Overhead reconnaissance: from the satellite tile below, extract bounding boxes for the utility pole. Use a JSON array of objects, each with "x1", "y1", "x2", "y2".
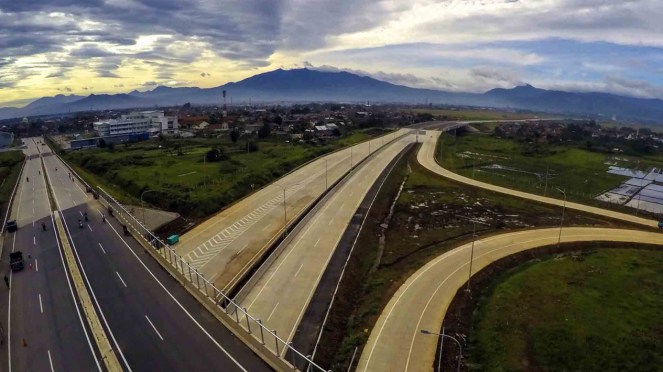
[
  {"x1": 556, "y1": 188, "x2": 566, "y2": 248},
  {"x1": 544, "y1": 166, "x2": 549, "y2": 197}
]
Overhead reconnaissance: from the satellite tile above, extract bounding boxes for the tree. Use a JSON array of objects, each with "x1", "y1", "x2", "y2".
[
  {"x1": 98, "y1": 138, "x2": 106, "y2": 148},
  {"x1": 206, "y1": 148, "x2": 220, "y2": 162},
  {"x1": 332, "y1": 127, "x2": 341, "y2": 136},
  {"x1": 230, "y1": 129, "x2": 240, "y2": 143},
  {"x1": 258, "y1": 122, "x2": 271, "y2": 139},
  {"x1": 108, "y1": 142, "x2": 115, "y2": 151}
]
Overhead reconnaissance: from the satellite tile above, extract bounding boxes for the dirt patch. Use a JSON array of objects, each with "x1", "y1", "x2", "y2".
[{"x1": 436, "y1": 241, "x2": 663, "y2": 372}]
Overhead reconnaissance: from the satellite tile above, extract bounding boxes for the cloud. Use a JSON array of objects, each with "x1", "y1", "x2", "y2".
[
  {"x1": 56, "y1": 87, "x2": 73, "y2": 92},
  {"x1": 200, "y1": 72, "x2": 211, "y2": 77},
  {"x1": 114, "y1": 84, "x2": 124, "y2": 87},
  {"x1": 141, "y1": 81, "x2": 158, "y2": 86}
]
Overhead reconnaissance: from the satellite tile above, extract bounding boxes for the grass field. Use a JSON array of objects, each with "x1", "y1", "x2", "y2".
[
  {"x1": 410, "y1": 108, "x2": 548, "y2": 121},
  {"x1": 62, "y1": 128, "x2": 392, "y2": 218},
  {"x1": 434, "y1": 132, "x2": 663, "y2": 216},
  {"x1": 472, "y1": 249, "x2": 663, "y2": 372},
  {"x1": 313, "y1": 145, "x2": 624, "y2": 371},
  {"x1": 0, "y1": 151, "x2": 25, "y2": 220}
]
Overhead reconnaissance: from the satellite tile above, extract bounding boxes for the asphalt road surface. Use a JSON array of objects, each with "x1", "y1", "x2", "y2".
[
  {"x1": 236, "y1": 131, "x2": 416, "y2": 357},
  {"x1": 175, "y1": 129, "x2": 409, "y2": 293},
  {"x1": 419, "y1": 129, "x2": 658, "y2": 227},
  {"x1": 357, "y1": 227, "x2": 663, "y2": 372},
  {"x1": 2, "y1": 138, "x2": 100, "y2": 372},
  {"x1": 17, "y1": 139, "x2": 272, "y2": 372}
]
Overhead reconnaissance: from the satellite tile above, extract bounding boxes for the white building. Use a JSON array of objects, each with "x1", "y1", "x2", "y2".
[{"x1": 93, "y1": 111, "x2": 178, "y2": 137}]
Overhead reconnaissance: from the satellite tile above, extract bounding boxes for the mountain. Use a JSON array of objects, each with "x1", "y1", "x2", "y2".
[{"x1": 2, "y1": 68, "x2": 663, "y2": 123}]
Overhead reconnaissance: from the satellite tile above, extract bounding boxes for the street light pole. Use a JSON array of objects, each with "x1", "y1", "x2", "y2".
[
  {"x1": 325, "y1": 158, "x2": 328, "y2": 190},
  {"x1": 467, "y1": 220, "x2": 476, "y2": 292},
  {"x1": 141, "y1": 189, "x2": 158, "y2": 226},
  {"x1": 420, "y1": 330, "x2": 462, "y2": 372},
  {"x1": 556, "y1": 188, "x2": 566, "y2": 248}
]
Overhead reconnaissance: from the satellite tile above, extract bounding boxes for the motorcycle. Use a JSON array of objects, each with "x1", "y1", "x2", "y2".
[
  {"x1": 84, "y1": 213, "x2": 88, "y2": 222},
  {"x1": 79, "y1": 221, "x2": 83, "y2": 228}
]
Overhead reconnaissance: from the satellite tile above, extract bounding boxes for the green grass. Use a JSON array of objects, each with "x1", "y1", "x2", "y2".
[
  {"x1": 410, "y1": 108, "x2": 548, "y2": 121},
  {"x1": 0, "y1": 151, "x2": 25, "y2": 219},
  {"x1": 435, "y1": 133, "x2": 659, "y2": 216},
  {"x1": 62, "y1": 129, "x2": 392, "y2": 218},
  {"x1": 472, "y1": 249, "x2": 663, "y2": 372}
]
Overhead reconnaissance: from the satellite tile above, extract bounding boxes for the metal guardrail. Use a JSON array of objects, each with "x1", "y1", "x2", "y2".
[{"x1": 96, "y1": 186, "x2": 328, "y2": 372}]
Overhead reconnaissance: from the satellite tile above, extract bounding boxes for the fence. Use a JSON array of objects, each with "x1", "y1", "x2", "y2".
[{"x1": 96, "y1": 186, "x2": 328, "y2": 372}]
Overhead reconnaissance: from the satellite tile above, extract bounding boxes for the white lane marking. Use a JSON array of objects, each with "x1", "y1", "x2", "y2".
[
  {"x1": 261, "y1": 222, "x2": 273, "y2": 232},
  {"x1": 39, "y1": 294, "x2": 43, "y2": 313},
  {"x1": 145, "y1": 315, "x2": 164, "y2": 341},
  {"x1": 339, "y1": 203, "x2": 345, "y2": 210},
  {"x1": 266, "y1": 302, "x2": 279, "y2": 322},
  {"x1": 328, "y1": 218, "x2": 335, "y2": 226},
  {"x1": 33, "y1": 236, "x2": 35, "y2": 245},
  {"x1": 79, "y1": 211, "x2": 84, "y2": 217},
  {"x1": 96, "y1": 208, "x2": 249, "y2": 372},
  {"x1": 87, "y1": 225, "x2": 92, "y2": 232},
  {"x1": 116, "y1": 272, "x2": 127, "y2": 288},
  {"x1": 237, "y1": 243, "x2": 249, "y2": 254},
  {"x1": 35, "y1": 259, "x2": 38, "y2": 272},
  {"x1": 314, "y1": 238, "x2": 321, "y2": 247},
  {"x1": 48, "y1": 350, "x2": 54, "y2": 372},
  {"x1": 294, "y1": 264, "x2": 304, "y2": 278},
  {"x1": 7, "y1": 271, "x2": 11, "y2": 372},
  {"x1": 45, "y1": 166, "x2": 125, "y2": 372},
  {"x1": 98, "y1": 243, "x2": 106, "y2": 254}
]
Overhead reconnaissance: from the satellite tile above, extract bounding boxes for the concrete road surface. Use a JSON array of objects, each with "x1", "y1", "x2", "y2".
[
  {"x1": 2, "y1": 138, "x2": 100, "y2": 372},
  {"x1": 357, "y1": 227, "x2": 663, "y2": 372},
  {"x1": 236, "y1": 131, "x2": 416, "y2": 356},
  {"x1": 38, "y1": 140, "x2": 272, "y2": 371},
  {"x1": 419, "y1": 130, "x2": 659, "y2": 228},
  {"x1": 176, "y1": 129, "x2": 409, "y2": 292}
]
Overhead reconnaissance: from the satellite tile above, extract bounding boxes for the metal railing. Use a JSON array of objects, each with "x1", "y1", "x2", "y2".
[{"x1": 96, "y1": 186, "x2": 328, "y2": 372}]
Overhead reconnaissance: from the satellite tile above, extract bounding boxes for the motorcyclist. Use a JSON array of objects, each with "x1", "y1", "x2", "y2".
[
  {"x1": 84, "y1": 212, "x2": 88, "y2": 222},
  {"x1": 26, "y1": 177, "x2": 29, "y2": 182},
  {"x1": 102, "y1": 214, "x2": 106, "y2": 223},
  {"x1": 78, "y1": 217, "x2": 83, "y2": 228},
  {"x1": 42, "y1": 221, "x2": 46, "y2": 231},
  {"x1": 55, "y1": 167, "x2": 57, "y2": 171}
]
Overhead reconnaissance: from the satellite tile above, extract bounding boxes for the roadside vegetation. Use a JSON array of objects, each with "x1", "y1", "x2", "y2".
[
  {"x1": 410, "y1": 108, "x2": 545, "y2": 121},
  {"x1": 471, "y1": 249, "x2": 663, "y2": 372},
  {"x1": 58, "y1": 128, "x2": 391, "y2": 219},
  {"x1": 436, "y1": 127, "x2": 663, "y2": 219},
  {"x1": 0, "y1": 151, "x2": 25, "y2": 220},
  {"x1": 313, "y1": 145, "x2": 633, "y2": 371}
]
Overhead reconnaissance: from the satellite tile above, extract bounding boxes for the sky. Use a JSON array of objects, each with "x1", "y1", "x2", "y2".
[{"x1": 1, "y1": 0, "x2": 663, "y2": 107}]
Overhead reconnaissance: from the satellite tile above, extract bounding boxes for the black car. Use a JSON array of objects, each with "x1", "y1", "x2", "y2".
[{"x1": 6, "y1": 220, "x2": 17, "y2": 233}]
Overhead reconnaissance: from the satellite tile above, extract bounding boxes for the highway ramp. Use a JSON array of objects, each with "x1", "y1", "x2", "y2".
[
  {"x1": 234, "y1": 131, "x2": 416, "y2": 358},
  {"x1": 419, "y1": 129, "x2": 659, "y2": 228},
  {"x1": 357, "y1": 227, "x2": 663, "y2": 372},
  {"x1": 175, "y1": 129, "x2": 408, "y2": 293}
]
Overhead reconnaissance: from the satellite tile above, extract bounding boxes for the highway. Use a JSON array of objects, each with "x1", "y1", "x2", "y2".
[
  {"x1": 175, "y1": 129, "x2": 408, "y2": 292},
  {"x1": 234, "y1": 131, "x2": 416, "y2": 357},
  {"x1": 1, "y1": 138, "x2": 100, "y2": 372},
  {"x1": 10, "y1": 139, "x2": 272, "y2": 372},
  {"x1": 419, "y1": 129, "x2": 659, "y2": 228},
  {"x1": 357, "y1": 227, "x2": 663, "y2": 372}
]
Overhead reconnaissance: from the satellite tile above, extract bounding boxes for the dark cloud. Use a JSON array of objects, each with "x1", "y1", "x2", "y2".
[
  {"x1": 141, "y1": 81, "x2": 158, "y2": 87},
  {"x1": 200, "y1": 72, "x2": 211, "y2": 77},
  {"x1": 114, "y1": 84, "x2": 124, "y2": 88}
]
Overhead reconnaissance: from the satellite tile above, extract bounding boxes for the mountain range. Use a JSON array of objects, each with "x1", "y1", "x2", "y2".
[{"x1": 2, "y1": 68, "x2": 663, "y2": 124}]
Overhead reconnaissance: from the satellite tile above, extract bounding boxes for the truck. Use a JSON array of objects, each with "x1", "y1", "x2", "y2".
[{"x1": 10, "y1": 251, "x2": 24, "y2": 271}]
